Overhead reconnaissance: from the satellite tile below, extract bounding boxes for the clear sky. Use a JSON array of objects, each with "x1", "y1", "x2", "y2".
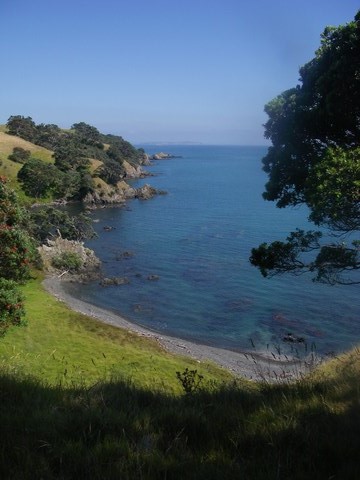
[{"x1": 0, "y1": 0, "x2": 358, "y2": 145}]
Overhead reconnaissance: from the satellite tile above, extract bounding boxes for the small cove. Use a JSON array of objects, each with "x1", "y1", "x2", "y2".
[{"x1": 64, "y1": 145, "x2": 360, "y2": 357}]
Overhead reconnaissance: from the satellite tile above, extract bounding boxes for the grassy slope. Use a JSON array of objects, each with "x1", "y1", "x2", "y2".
[
  {"x1": 0, "y1": 273, "x2": 232, "y2": 392},
  {"x1": 0, "y1": 130, "x2": 54, "y2": 202}
]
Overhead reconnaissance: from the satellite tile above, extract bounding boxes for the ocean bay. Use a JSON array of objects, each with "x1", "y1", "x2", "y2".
[{"x1": 67, "y1": 145, "x2": 359, "y2": 356}]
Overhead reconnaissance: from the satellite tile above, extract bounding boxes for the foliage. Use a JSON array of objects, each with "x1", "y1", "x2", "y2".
[
  {"x1": 0, "y1": 178, "x2": 35, "y2": 335},
  {"x1": 35, "y1": 123, "x2": 61, "y2": 150},
  {"x1": 0, "y1": 177, "x2": 35, "y2": 283},
  {"x1": 0, "y1": 278, "x2": 25, "y2": 336},
  {"x1": 5, "y1": 115, "x2": 146, "y2": 200},
  {"x1": 176, "y1": 368, "x2": 204, "y2": 394},
  {"x1": 8, "y1": 146, "x2": 31, "y2": 164},
  {"x1": 6, "y1": 115, "x2": 37, "y2": 142},
  {"x1": 0, "y1": 176, "x2": 29, "y2": 227},
  {"x1": 52, "y1": 135, "x2": 90, "y2": 172},
  {"x1": 251, "y1": 12, "x2": 360, "y2": 285},
  {"x1": 0, "y1": 226, "x2": 34, "y2": 282},
  {"x1": 71, "y1": 121, "x2": 103, "y2": 148},
  {"x1": 96, "y1": 158, "x2": 125, "y2": 185},
  {"x1": 17, "y1": 158, "x2": 61, "y2": 198},
  {"x1": 29, "y1": 207, "x2": 96, "y2": 243},
  {"x1": 102, "y1": 133, "x2": 146, "y2": 166},
  {"x1": 51, "y1": 251, "x2": 83, "y2": 272}
]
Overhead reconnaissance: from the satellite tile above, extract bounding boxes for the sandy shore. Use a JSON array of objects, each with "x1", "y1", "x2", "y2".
[{"x1": 43, "y1": 276, "x2": 314, "y2": 381}]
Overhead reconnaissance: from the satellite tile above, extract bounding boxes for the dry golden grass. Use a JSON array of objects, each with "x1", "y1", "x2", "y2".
[
  {"x1": 0, "y1": 132, "x2": 54, "y2": 163},
  {"x1": 89, "y1": 158, "x2": 103, "y2": 173},
  {"x1": 0, "y1": 131, "x2": 54, "y2": 198}
]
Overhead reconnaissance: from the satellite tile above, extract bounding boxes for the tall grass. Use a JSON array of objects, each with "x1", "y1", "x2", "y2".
[{"x1": 1, "y1": 351, "x2": 360, "y2": 479}]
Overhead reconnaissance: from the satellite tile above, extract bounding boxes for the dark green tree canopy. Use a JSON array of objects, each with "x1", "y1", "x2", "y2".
[
  {"x1": 17, "y1": 158, "x2": 61, "y2": 198},
  {"x1": 6, "y1": 116, "x2": 37, "y2": 142},
  {"x1": 251, "y1": 11, "x2": 360, "y2": 285},
  {"x1": 8, "y1": 147, "x2": 31, "y2": 164}
]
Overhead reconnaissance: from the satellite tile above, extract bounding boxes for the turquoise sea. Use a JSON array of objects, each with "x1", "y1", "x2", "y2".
[{"x1": 67, "y1": 146, "x2": 359, "y2": 356}]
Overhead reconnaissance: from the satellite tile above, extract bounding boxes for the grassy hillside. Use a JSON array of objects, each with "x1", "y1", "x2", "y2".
[
  {"x1": 0, "y1": 273, "x2": 231, "y2": 391},
  {"x1": 0, "y1": 275, "x2": 359, "y2": 478},
  {"x1": 1, "y1": 292, "x2": 359, "y2": 479},
  {"x1": 0, "y1": 123, "x2": 143, "y2": 204},
  {"x1": 0, "y1": 130, "x2": 54, "y2": 201}
]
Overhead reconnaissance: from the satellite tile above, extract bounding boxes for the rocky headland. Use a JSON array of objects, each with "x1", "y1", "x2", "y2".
[{"x1": 150, "y1": 152, "x2": 182, "y2": 160}]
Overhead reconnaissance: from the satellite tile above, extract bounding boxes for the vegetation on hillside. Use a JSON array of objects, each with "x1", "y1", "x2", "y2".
[
  {"x1": 251, "y1": 11, "x2": 360, "y2": 285},
  {"x1": 4, "y1": 116, "x2": 146, "y2": 202},
  {"x1": 0, "y1": 178, "x2": 36, "y2": 335}
]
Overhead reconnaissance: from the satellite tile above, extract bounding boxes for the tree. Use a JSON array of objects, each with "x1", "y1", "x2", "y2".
[
  {"x1": 96, "y1": 158, "x2": 125, "y2": 185},
  {"x1": 250, "y1": 12, "x2": 360, "y2": 285},
  {"x1": 53, "y1": 135, "x2": 89, "y2": 172},
  {"x1": 35, "y1": 123, "x2": 62, "y2": 149},
  {"x1": 71, "y1": 122, "x2": 102, "y2": 147},
  {"x1": 29, "y1": 207, "x2": 95, "y2": 243},
  {"x1": 0, "y1": 278, "x2": 25, "y2": 337},
  {"x1": 6, "y1": 115, "x2": 37, "y2": 142},
  {"x1": 8, "y1": 147, "x2": 31, "y2": 164},
  {"x1": 0, "y1": 178, "x2": 35, "y2": 335},
  {"x1": 17, "y1": 158, "x2": 61, "y2": 198}
]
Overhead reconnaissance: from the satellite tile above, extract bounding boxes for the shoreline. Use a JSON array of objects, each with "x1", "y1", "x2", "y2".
[{"x1": 43, "y1": 276, "x2": 317, "y2": 381}]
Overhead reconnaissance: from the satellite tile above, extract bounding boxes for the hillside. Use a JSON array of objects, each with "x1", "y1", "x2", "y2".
[
  {"x1": 0, "y1": 131, "x2": 54, "y2": 196},
  {"x1": 0, "y1": 118, "x2": 150, "y2": 205}
]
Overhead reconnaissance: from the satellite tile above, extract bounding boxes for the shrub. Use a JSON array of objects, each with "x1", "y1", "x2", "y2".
[
  {"x1": 0, "y1": 278, "x2": 25, "y2": 336},
  {"x1": 8, "y1": 147, "x2": 31, "y2": 164},
  {"x1": 51, "y1": 252, "x2": 83, "y2": 272}
]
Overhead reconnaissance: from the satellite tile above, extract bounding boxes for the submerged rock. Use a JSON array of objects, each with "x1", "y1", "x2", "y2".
[
  {"x1": 282, "y1": 333, "x2": 305, "y2": 344},
  {"x1": 100, "y1": 277, "x2": 130, "y2": 286},
  {"x1": 147, "y1": 274, "x2": 160, "y2": 281},
  {"x1": 115, "y1": 251, "x2": 135, "y2": 260}
]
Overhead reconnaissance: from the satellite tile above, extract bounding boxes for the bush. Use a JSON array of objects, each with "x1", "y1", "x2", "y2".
[
  {"x1": 8, "y1": 147, "x2": 31, "y2": 164},
  {"x1": 51, "y1": 252, "x2": 83, "y2": 272},
  {"x1": 0, "y1": 278, "x2": 25, "y2": 336}
]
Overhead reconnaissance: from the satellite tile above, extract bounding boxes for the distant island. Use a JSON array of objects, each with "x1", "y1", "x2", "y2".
[{"x1": 138, "y1": 141, "x2": 203, "y2": 146}]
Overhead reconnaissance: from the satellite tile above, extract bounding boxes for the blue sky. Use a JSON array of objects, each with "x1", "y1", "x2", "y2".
[{"x1": 0, "y1": 0, "x2": 358, "y2": 145}]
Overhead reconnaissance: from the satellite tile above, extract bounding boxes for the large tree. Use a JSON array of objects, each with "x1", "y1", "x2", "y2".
[
  {"x1": 250, "y1": 12, "x2": 360, "y2": 285},
  {"x1": 0, "y1": 178, "x2": 35, "y2": 335}
]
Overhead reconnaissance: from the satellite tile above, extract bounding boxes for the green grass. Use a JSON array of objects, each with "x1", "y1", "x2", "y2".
[
  {"x1": 0, "y1": 274, "x2": 360, "y2": 478},
  {"x1": 0, "y1": 273, "x2": 232, "y2": 391},
  {"x1": 0, "y1": 349, "x2": 359, "y2": 479}
]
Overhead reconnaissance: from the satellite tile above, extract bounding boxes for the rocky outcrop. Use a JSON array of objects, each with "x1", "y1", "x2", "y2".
[
  {"x1": 83, "y1": 180, "x2": 166, "y2": 206},
  {"x1": 150, "y1": 152, "x2": 181, "y2": 160},
  {"x1": 38, "y1": 237, "x2": 101, "y2": 281},
  {"x1": 83, "y1": 190, "x2": 127, "y2": 206},
  {"x1": 135, "y1": 184, "x2": 166, "y2": 200},
  {"x1": 122, "y1": 160, "x2": 145, "y2": 179}
]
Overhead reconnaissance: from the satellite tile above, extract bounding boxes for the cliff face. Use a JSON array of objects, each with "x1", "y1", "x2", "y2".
[{"x1": 122, "y1": 160, "x2": 144, "y2": 178}]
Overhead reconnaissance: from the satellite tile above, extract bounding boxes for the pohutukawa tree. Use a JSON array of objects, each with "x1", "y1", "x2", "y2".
[
  {"x1": 0, "y1": 177, "x2": 35, "y2": 335},
  {"x1": 250, "y1": 11, "x2": 360, "y2": 285}
]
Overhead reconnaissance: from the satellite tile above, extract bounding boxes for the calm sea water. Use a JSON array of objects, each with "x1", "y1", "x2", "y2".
[{"x1": 67, "y1": 146, "x2": 359, "y2": 355}]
